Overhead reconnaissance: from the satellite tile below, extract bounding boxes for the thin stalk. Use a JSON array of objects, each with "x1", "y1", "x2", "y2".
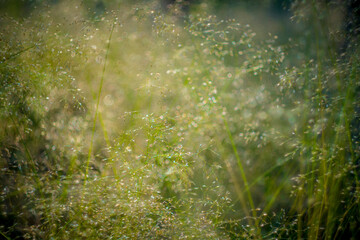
[
  {"x1": 98, "y1": 111, "x2": 118, "y2": 178},
  {"x1": 310, "y1": 2, "x2": 329, "y2": 239},
  {"x1": 84, "y1": 23, "x2": 115, "y2": 187},
  {"x1": 0, "y1": 231, "x2": 10, "y2": 240},
  {"x1": 224, "y1": 117, "x2": 261, "y2": 237},
  {"x1": 2, "y1": 44, "x2": 36, "y2": 62}
]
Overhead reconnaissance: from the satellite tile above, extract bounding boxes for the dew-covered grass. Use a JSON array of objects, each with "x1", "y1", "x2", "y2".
[{"x1": 0, "y1": 0, "x2": 359, "y2": 239}]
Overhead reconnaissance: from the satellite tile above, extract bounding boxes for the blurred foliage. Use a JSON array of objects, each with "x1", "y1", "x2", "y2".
[{"x1": 0, "y1": 0, "x2": 359, "y2": 239}]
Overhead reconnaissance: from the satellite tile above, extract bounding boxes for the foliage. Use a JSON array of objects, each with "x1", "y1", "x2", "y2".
[{"x1": 0, "y1": 0, "x2": 359, "y2": 239}]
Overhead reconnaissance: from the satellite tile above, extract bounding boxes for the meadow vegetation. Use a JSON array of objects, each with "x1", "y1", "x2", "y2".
[{"x1": 0, "y1": 0, "x2": 359, "y2": 239}]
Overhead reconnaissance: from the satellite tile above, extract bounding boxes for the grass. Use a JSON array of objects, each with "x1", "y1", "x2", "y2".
[{"x1": 0, "y1": 0, "x2": 359, "y2": 239}]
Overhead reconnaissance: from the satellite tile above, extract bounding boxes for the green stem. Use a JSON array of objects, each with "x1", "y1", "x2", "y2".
[
  {"x1": 84, "y1": 23, "x2": 115, "y2": 186},
  {"x1": 224, "y1": 117, "x2": 261, "y2": 237}
]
